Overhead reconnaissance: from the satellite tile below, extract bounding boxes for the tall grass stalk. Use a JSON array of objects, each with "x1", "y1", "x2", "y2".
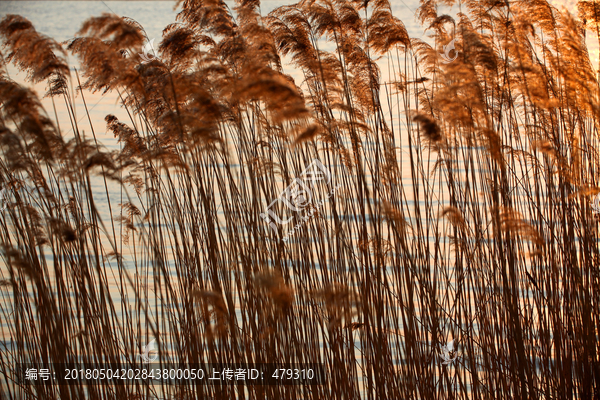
[{"x1": 0, "y1": 0, "x2": 599, "y2": 398}]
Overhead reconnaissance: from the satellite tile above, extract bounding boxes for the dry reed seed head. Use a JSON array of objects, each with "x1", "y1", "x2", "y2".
[
  {"x1": 192, "y1": 289, "x2": 230, "y2": 337},
  {"x1": 313, "y1": 283, "x2": 358, "y2": 308},
  {"x1": 366, "y1": 9, "x2": 410, "y2": 55},
  {"x1": 45, "y1": 74, "x2": 69, "y2": 98},
  {"x1": 160, "y1": 25, "x2": 208, "y2": 69},
  {"x1": 449, "y1": 235, "x2": 467, "y2": 256},
  {"x1": 0, "y1": 15, "x2": 69, "y2": 85},
  {"x1": 254, "y1": 270, "x2": 294, "y2": 309},
  {"x1": 233, "y1": 0, "x2": 281, "y2": 65},
  {"x1": 154, "y1": 111, "x2": 180, "y2": 140},
  {"x1": 0, "y1": 132, "x2": 29, "y2": 171},
  {"x1": 416, "y1": 0, "x2": 441, "y2": 26},
  {"x1": 578, "y1": 0, "x2": 600, "y2": 35},
  {"x1": 66, "y1": 37, "x2": 142, "y2": 94},
  {"x1": 232, "y1": 72, "x2": 309, "y2": 123},
  {"x1": 179, "y1": 88, "x2": 224, "y2": 135},
  {"x1": 176, "y1": 0, "x2": 237, "y2": 38},
  {"x1": 569, "y1": 186, "x2": 600, "y2": 202},
  {"x1": 48, "y1": 218, "x2": 77, "y2": 243},
  {"x1": 381, "y1": 200, "x2": 411, "y2": 234},
  {"x1": 0, "y1": 80, "x2": 64, "y2": 163},
  {"x1": 413, "y1": 113, "x2": 442, "y2": 143},
  {"x1": 358, "y1": 237, "x2": 381, "y2": 254},
  {"x1": 331, "y1": 118, "x2": 371, "y2": 137},
  {"x1": 293, "y1": 123, "x2": 321, "y2": 146},
  {"x1": 3, "y1": 247, "x2": 39, "y2": 280},
  {"x1": 122, "y1": 174, "x2": 145, "y2": 196},
  {"x1": 236, "y1": 0, "x2": 261, "y2": 14},
  {"x1": 77, "y1": 13, "x2": 146, "y2": 50},
  {"x1": 0, "y1": 79, "x2": 43, "y2": 120},
  {"x1": 121, "y1": 202, "x2": 142, "y2": 218},
  {"x1": 266, "y1": 6, "x2": 325, "y2": 76},
  {"x1": 480, "y1": 128, "x2": 505, "y2": 167},
  {"x1": 460, "y1": 29, "x2": 498, "y2": 72},
  {"x1": 532, "y1": 139, "x2": 559, "y2": 163},
  {"x1": 439, "y1": 206, "x2": 468, "y2": 234},
  {"x1": 23, "y1": 204, "x2": 49, "y2": 245},
  {"x1": 428, "y1": 14, "x2": 456, "y2": 36},
  {"x1": 345, "y1": 321, "x2": 365, "y2": 331},
  {"x1": 105, "y1": 115, "x2": 148, "y2": 159},
  {"x1": 312, "y1": 284, "x2": 359, "y2": 329},
  {"x1": 83, "y1": 151, "x2": 116, "y2": 172},
  {"x1": 192, "y1": 289, "x2": 229, "y2": 315},
  {"x1": 498, "y1": 208, "x2": 545, "y2": 247}
]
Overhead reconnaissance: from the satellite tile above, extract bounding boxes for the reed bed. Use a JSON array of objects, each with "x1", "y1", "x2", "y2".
[{"x1": 0, "y1": 0, "x2": 599, "y2": 398}]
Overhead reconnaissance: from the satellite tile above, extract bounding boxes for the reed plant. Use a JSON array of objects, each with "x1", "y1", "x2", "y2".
[{"x1": 0, "y1": 0, "x2": 599, "y2": 398}]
